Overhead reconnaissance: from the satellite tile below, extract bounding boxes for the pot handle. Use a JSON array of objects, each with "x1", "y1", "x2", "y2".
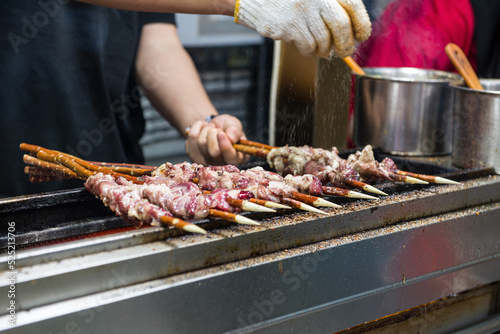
[{"x1": 445, "y1": 43, "x2": 484, "y2": 90}]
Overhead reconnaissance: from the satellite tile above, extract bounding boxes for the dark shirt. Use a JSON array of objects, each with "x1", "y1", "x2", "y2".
[
  {"x1": 471, "y1": 0, "x2": 500, "y2": 78},
  {"x1": 0, "y1": 1, "x2": 175, "y2": 197}
]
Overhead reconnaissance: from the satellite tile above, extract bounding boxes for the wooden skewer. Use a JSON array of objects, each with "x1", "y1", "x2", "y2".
[
  {"x1": 322, "y1": 186, "x2": 378, "y2": 199},
  {"x1": 226, "y1": 198, "x2": 276, "y2": 213},
  {"x1": 248, "y1": 198, "x2": 292, "y2": 209},
  {"x1": 396, "y1": 170, "x2": 461, "y2": 185},
  {"x1": 345, "y1": 179, "x2": 388, "y2": 196},
  {"x1": 208, "y1": 209, "x2": 260, "y2": 226},
  {"x1": 280, "y1": 198, "x2": 327, "y2": 214},
  {"x1": 200, "y1": 191, "x2": 276, "y2": 213},
  {"x1": 388, "y1": 172, "x2": 428, "y2": 185},
  {"x1": 291, "y1": 191, "x2": 341, "y2": 208},
  {"x1": 36, "y1": 149, "x2": 95, "y2": 179},
  {"x1": 88, "y1": 161, "x2": 155, "y2": 176},
  {"x1": 21, "y1": 143, "x2": 143, "y2": 184},
  {"x1": 233, "y1": 144, "x2": 269, "y2": 158},
  {"x1": 24, "y1": 166, "x2": 76, "y2": 181},
  {"x1": 160, "y1": 216, "x2": 207, "y2": 234},
  {"x1": 29, "y1": 175, "x2": 69, "y2": 183},
  {"x1": 89, "y1": 161, "x2": 155, "y2": 169},
  {"x1": 23, "y1": 155, "x2": 84, "y2": 180},
  {"x1": 57, "y1": 153, "x2": 143, "y2": 183},
  {"x1": 238, "y1": 139, "x2": 276, "y2": 151}
]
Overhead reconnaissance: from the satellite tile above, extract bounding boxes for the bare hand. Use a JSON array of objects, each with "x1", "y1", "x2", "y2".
[{"x1": 185, "y1": 114, "x2": 249, "y2": 166}]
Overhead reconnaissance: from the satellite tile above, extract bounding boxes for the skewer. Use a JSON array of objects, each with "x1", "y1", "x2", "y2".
[
  {"x1": 233, "y1": 144, "x2": 269, "y2": 158},
  {"x1": 89, "y1": 161, "x2": 155, "y2": 169},
  {"x1": 388, "y1": 172, "x2": 428, "y2": 185},
  {"x1": 88, "y1": 161, "x2": 155, "y2": 176},
  {"x1": 20, "y1": 143, "x2": 143, "y2": 184},
  {"x1": 23, "y1": 154, "x2": 85, "y2": 180},
  {"x1": 248, "y1": 198, "x2": 292, "y2": 209},
  {"x1": 208, "y1": 209, "x2": 260, "y2": 226},
  {"x1": 24, "y1": 166, "x2": 76, "y2": 181},
  {"x1": 36, "y1": 149, "x2": 95, "y2": 179},
  {"x1": 200, "y1": 191, "x2": 277, "y2": 213},
  {"x1": 24, "y1": 154, "x2": 84, "y2": 181},
  {"x1": 321, "y1": 186, "x2": 378, "y2": 199},
  {"x1": 226, "y1": 198, "x2": 276, "y2": 213},
  {"x1": 344, "y1": 179, "x2": 388, "y2": 196},
  {"x1": 23, "y1": 154, "x2": 78, "y2": 178},
  {"x1": 238, "y1": 139, "x2": 276, "y2": 151},
  {"x1": 58, "y1": 153, "x2": 143, "y2": 183},
  {"x1": 291, "y1": 192, "x2": 341, "y2": 208},
  {"x1": 280, "y1": 198, "x2": 327, "y2": 214},
  {"x1": 29, "y1": 175, "x2": 67, "y2": 183},
  {"x1": 160, "y1": 216, "x2": 207, "y2": 234},
  {"x1": 396, "y1": 170, "x2": 461, "y2": 185}
]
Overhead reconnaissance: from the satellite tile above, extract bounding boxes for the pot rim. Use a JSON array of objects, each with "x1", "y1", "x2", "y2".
[
  {"x1": 451, "y1": 79, "x2": 500, "y2": 95},
  {"x1": 355, "y1": 67, "x2": 462, "y2": 84}
]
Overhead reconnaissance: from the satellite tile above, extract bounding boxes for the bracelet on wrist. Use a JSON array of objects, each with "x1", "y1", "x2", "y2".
[
  {"x1": 184, "y1": 114, "x2": 219, "y2": 136},
  {"x1": 205, "y1": 114, "x2": 218, "y2": 122}
]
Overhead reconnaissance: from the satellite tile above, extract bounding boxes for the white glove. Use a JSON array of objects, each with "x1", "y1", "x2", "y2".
[{"x1": 234, "y1": 0, "x2": 371, "y2": 58}]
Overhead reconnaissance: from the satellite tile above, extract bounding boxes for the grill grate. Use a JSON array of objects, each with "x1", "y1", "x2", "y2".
[{"x1": 1, "y1": 155, "x2": 494, "y2": 251}]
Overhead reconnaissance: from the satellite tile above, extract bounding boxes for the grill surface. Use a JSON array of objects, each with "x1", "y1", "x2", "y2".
[
  {"x1": 1, "y1": 155, "x2": 499, "y2": 333},
  {"x1": 0, "y1": 153, "x2": 487, "y2": 251}
]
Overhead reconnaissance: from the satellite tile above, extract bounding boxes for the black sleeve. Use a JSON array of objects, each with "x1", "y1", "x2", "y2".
[
  {"x1": 470, "y1": 0, "x2": 500, "y2": 78},
  {"x1": 140, "y1": 12, "x2": 176, "y2": 26}
]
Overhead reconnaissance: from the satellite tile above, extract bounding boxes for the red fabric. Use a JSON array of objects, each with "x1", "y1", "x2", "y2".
[{"x1": 354, "y1": 0, "x2": 476, "y2": 71}]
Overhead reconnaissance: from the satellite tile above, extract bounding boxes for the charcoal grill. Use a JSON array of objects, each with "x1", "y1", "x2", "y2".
[{"x1": 0, "y1": 154, "x2": 499, "y2": 333}]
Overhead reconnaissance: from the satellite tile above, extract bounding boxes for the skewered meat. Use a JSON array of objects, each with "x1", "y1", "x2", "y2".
[
  {"x1": 347, "y1": 145, "x2": 399, "y2": 182},
  {"x1": 85, "y1": 173, "x2": 171, "y2": 227},
  {"x1": 151, "y1": 163, "x2": 324, "y2": 200},
  {"x1": 87, "y1": 173, "x2": 255, "y2": 220},
  {"x1": 267, "y1": 145, "x2": 360, "y2": 187}
]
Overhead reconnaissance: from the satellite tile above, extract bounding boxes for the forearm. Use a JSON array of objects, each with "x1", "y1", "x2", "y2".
[
  {"x1": 77, "y1": 0, "x2": 235, "y2": 16},
  {"x1": 135, "y1": 23, "x2": 217, "y2": 135}
]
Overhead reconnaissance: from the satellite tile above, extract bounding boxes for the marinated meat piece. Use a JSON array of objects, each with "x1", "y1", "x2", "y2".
[{"x1": 347, "y1": 145, "x2": 398, "y2": 182}]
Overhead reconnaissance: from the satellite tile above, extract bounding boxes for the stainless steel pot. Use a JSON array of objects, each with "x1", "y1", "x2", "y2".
[
  {"x1": 353, "y1": 67, "x2": 462, "y2": 156},
  {"x1": 452, "y1": 79, "x2": 500, "y2": 173}
]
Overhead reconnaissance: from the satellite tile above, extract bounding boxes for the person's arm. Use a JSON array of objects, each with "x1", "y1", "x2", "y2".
[
  {"x1": 78, "y1": 0, "x2": 235, "y2": 15},
  {"x1": 78, "y1": 0, "x2": 371, "y2": 59},
  {"x1": 135, "y1": 23, "x2": 248, "y2": 166}
]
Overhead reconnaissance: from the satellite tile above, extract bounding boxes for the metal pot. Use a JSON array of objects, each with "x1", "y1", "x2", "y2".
[
  {"x1": 452, "y1": 79, "x2": 500, "y2": 173},
  {"x1": 353, "y1": 67, "x2": 462, "y2": 156}
]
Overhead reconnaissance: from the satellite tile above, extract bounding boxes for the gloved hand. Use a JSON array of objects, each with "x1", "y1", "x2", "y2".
[
  {"x1": 185, "y1": 114, "x2": 249, "y2": 166},
  {"x1": 234, "y1": 0, "x2": 371, "y2": 58}
]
